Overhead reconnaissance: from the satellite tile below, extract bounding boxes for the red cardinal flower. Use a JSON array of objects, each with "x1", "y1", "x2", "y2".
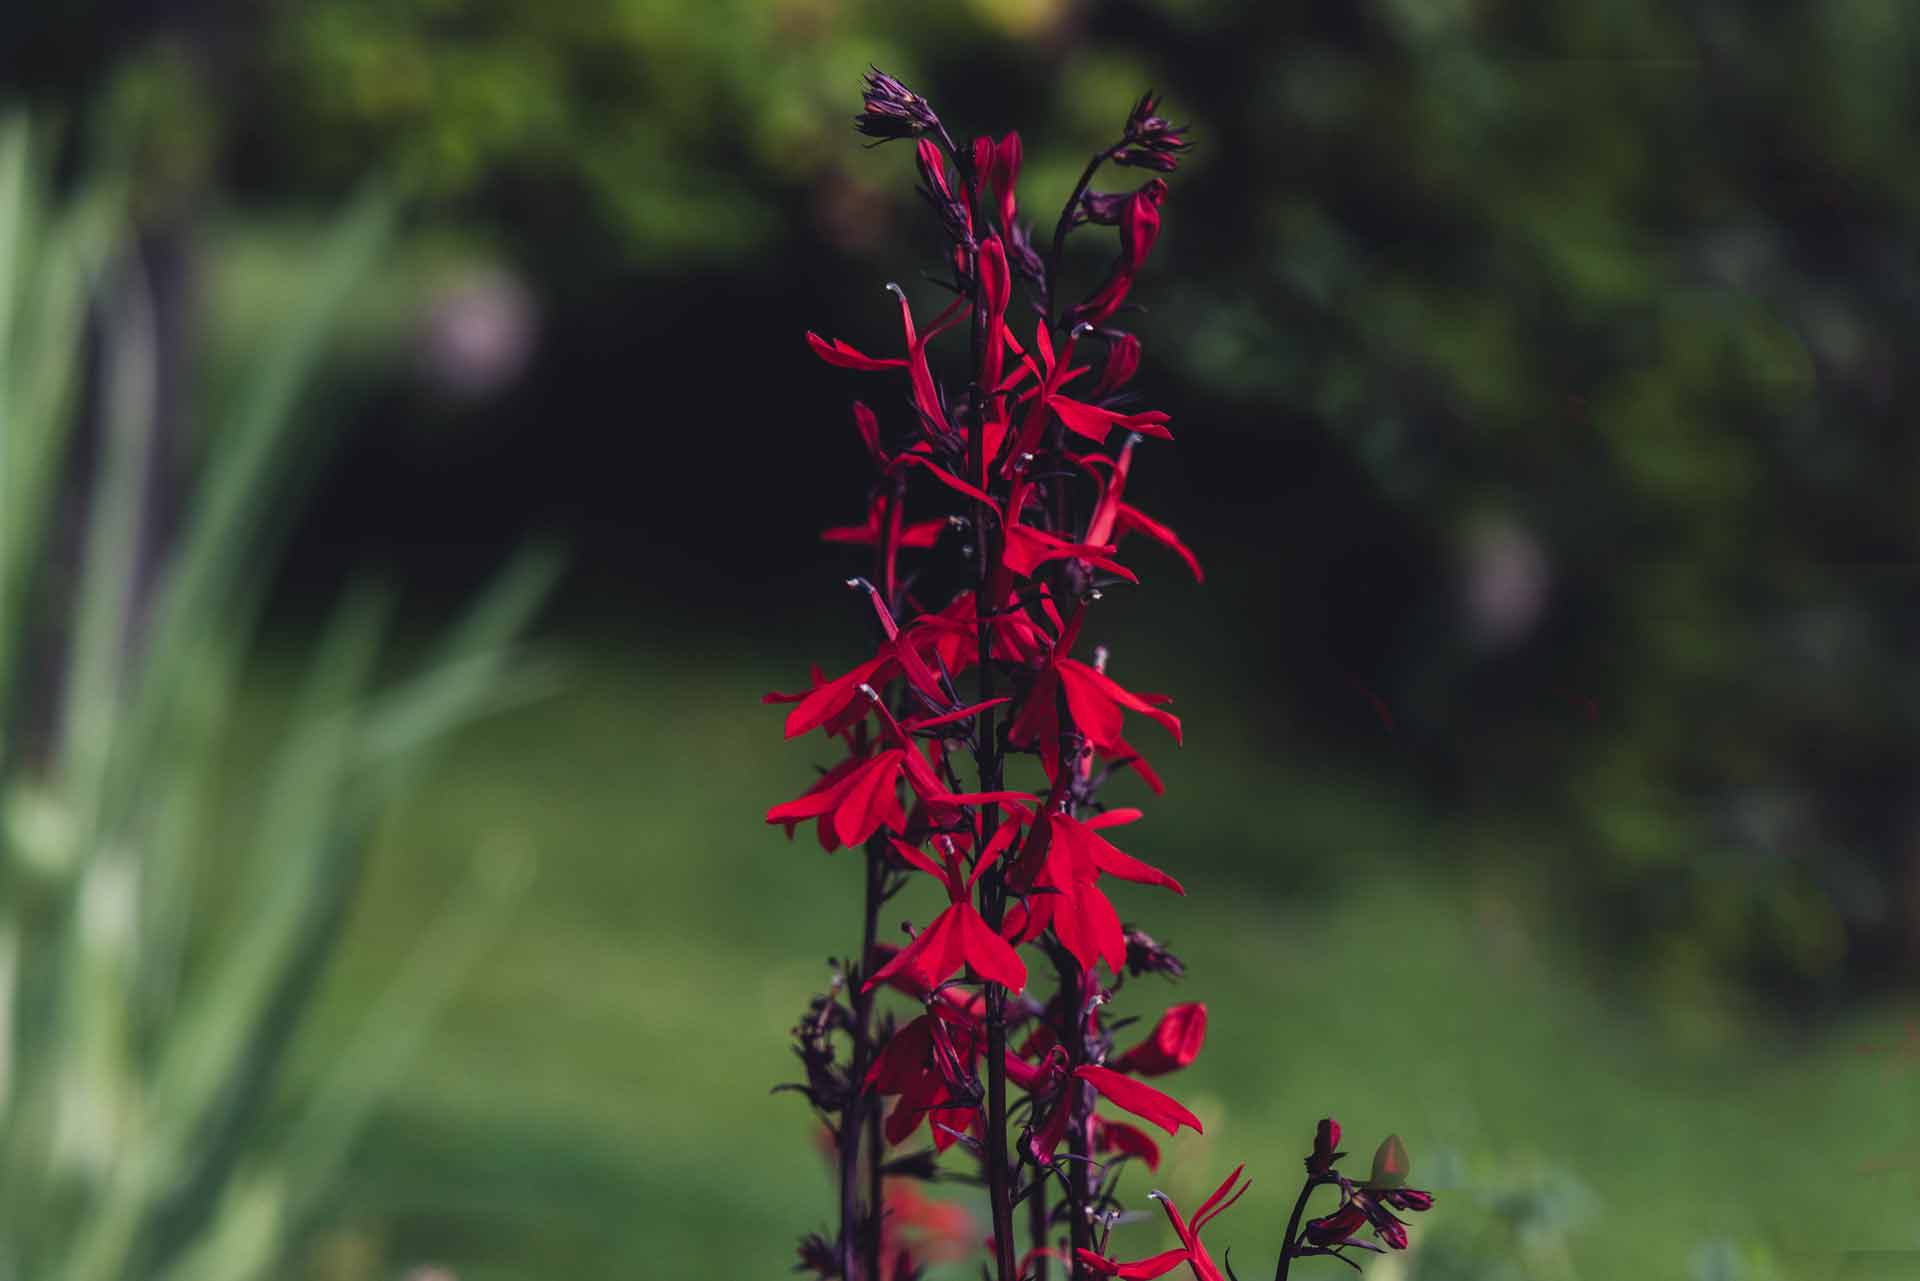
[
  {"x1": 807, "y1": 285, "x2": 969, "y2": 444},
  {"x1": 863, "y1": 838, "x2": 1027, "y2": 994},
  {"x1": 764, "y1": 742, "x2": 950, "y2": 850},
  {"x1": 1077, "y1": 1164, "x2": 1248, "y2": 1281},
  {"x1": 1114, "y1": 1001, "x2": 1207, "y2": 1076},
  {"x1": 866, "y1": 1009, "x2": 981, "y2": 1149},
  {"x1": 1006, "y1": 616, "x2": 1182, "y2": 781},
  {"x1": 1084, "y1": 435, "x2": 1204, "y2": 583},
  {"x1": 1006, "y1": 811, "x2": 1182, "y2": 976}
]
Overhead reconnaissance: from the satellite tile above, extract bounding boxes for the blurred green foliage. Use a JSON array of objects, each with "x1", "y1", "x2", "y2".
[{"x1": 0, "y1": 117, "x2": 557, "y2": 1280}]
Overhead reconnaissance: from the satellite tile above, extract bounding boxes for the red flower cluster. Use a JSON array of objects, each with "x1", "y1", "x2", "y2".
[{"x1": 771, "y1": 72, "x2": 1431, "y2": 1281}]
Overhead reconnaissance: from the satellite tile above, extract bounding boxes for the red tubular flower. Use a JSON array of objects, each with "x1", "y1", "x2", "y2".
[
  {"x1": 807, "y1": 331, "x2": 908, "y2": 371},
  {"x1": 1076, "y1": 1249, "x2": 1191, "y2": 1280},
  {"x1": 809, "y1": 285, "x2": 969, "y2": 446},
  {"x1": 764, "y1": 744, "x2": 946, "y2": 850},
  {"x1": 1084, "y1": 437, "x2": 1205, "y2": 583},
  {"x1": 986, "y1": 131, "x2": 1021, "y2": 233},
  {"x1": 1302, "y1": 1201, "x2": 1368, "y2": 1248},
  {"x1": 1067, "y1": 179, "x2": 1166, "y2": 328},
  {"x1": 1007, "y1": 637, "x2": 1182, "y2": 781},
  {"x1": 977, "y1": 236, "x2": 1012, "y2": 427},
  {"x1": 1004, "y1": 811, "x2": 1180, "y2": 976},
  {"x1": 1074, "y1": 1065, "x2": 1201, "y2": 1136},
  {"x1": 866, "y1": 1010, "x2": 981, "y2": 1149},
  {"x1": 863, "y1": 838, "x2": 1027, "y2": 994},
  {"x1": 1114, "y1": 1001, "x2": 1207, "y2": 1076},
  {"x1": 1079, "y1": 1164, "x2": 1248, "y2": 1281}
]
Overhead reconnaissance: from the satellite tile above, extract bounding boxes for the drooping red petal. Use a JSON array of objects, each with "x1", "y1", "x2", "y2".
[
  {"x1": 1075, "y1": 1248, "x2": 1190, "y2": 1280},
  {"x1": 1093, "y1": 1116, "x2": 1162, "y2": 1171},
  {"x1": 783, "y1": 654, "x2": 891, "y2": 739},
  {"x1": 1050, "y1": 396, "x2": 1173, "y2": 446},
  {"x1": 831, "y1": 753, "x2": 904, "y2": 847},
  {"x1": 1050, "y1": 813, "x2": 1184, "y2": 895},
  {"x1": 1083, "y1": 808, "x2": 1144, "y2": 829},
  {"x1": 893, "y1": 452, "x2": 999, "y2": 508},
  {"x1": 1074, "y1": 1065, "x2": 1202, "y2": 1136},
  {"x1": 1115, "y1": 1002, "x2": 1207, "y2": 1077},
  {"x1": 1058, "y1": 660, "x2": 1182, "y2": 747},
  {"x1": 904, "y1": 697, "x2": 1011, "y2": 733},
  {"x1": 807, "y1": 331, "x2": 906, "y2": 371},
  {"x1": 887, "y1": 836, "x2": 949, "y2": 886},
  {"x1": 764, "y1": 756, "x2": 865, "y2": 828},
  {"x1": 1048, "y1": 875, "x2": 1126, "y2": 978},
  {"x1": 1104, "y1": 738, "x2": 1165, "y2": 795},
  {"x1": 958, "y1": 903, "x2": 1027, "y2": 991},
  {"x1": 1003, "y1": 525, "x2": 1137, "y2": 584},
  {"x1": 1116, "y1": 502, "x2": 1204, "y2": 582},
  {"x1": 864, "y1": 905, "x2": 965, "y2": 994}
]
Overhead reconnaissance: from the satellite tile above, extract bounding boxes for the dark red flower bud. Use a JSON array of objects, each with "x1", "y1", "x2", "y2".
[
  {"x1": 1006, "y1": 221, "x2": 1046, "y2": 291},
  {"x1": 978, "y1": 235, "x2": 1011, "y2": 391},
  {"x1": 1383, "y1": 1187, "x2": 1434, "y2": 1213},
  {"x1": 986, "y1": 132, "x2": 1022, "y2": 231},
  {"x1": 1301, "y1": 1202, "x2": 1367, "y2": 1247},
  {"x1": 1079, "y1": 189, "x2": 1130, "y2": 226},
  {"x1": 915, "y1": 139, "x2": 972, "y2": 244},
  {"x1": 1121, "y1": 90, "x2": 1192, "y2": 169},
  {"x1": 1113, "y1": 149, "x2": 1180, "y2": 172},
  {"x1": 1123, "y1": 926, "x2": 1185, "y2": 979},
  {"x1": 857, "y1": 67, "x2": 941, "y2": 142},
  {"x1": 1307, "y1": 1116, "x2": 1345, "y2": 1175}
]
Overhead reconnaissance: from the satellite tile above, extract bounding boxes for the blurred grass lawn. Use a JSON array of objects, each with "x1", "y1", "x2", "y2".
[{"x1": 229, "y1": 629, "x2": 1918, "y2": 1281}]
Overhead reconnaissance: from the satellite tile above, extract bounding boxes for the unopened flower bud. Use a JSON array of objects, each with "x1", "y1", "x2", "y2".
[
  {"x1": 1123, "y1": 926, "x2": 1186, "y2": 979},
  {"x1": 857, "y1": 68, "x2": 942, "y2": 142}
]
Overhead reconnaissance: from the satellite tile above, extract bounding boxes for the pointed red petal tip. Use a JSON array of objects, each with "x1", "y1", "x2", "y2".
[{"x1": 805, "y1": 331, "x2": 906, "y2": 371}]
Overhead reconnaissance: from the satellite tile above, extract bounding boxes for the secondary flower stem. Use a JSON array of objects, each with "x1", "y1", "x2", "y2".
[
  {"x1": 1047, "y1": 147, "x2": 1114, "y2": 325},
  {"x1": 1050, "y1": 942, "x2": 1094, "y2": 1278},
  {"x1": 843, "y1": 835, "x2": 887, "y2": 1280},
  {"x1": 1029, "y1": 1170, "x2": 1051, "y2": 1281},
  {"x1": 1274, "y1": 1175, "x2": 1320, "y2": 1281}
]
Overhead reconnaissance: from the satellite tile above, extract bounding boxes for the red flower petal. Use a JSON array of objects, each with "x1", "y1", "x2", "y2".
[
  {"x1": 1115, "y1": 1002, "x2": 1207, "y2": 1077},
  {"x1": 958, "y1": 902, "x2": 1027, "y2": 991},
  {"x1": 1075, "y1": 1065, "x2": 1202, "y2": 1136},
  {"x1": 807, "y1": 331, "x2": 906, "y2": 371},
  {"x1": 1075, "y1": 1248, "x2": 1190, "y2": 1280}
]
